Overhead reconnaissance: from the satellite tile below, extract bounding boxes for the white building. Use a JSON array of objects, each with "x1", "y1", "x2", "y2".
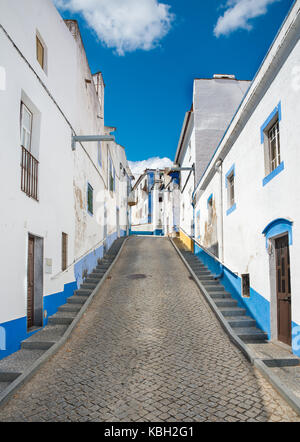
[
  {"x1": 162, "y1": 170, "x2": 180, "y2": 236},
  {"x1": 0, "y1": 0, "x2": 132, "y2": 359},
  {"x1": 130, "y1": 169, "x2": 165, "y2": 236},
  {"x1": 177, "y1": 1, "x2": 300, "y2": 355},
  {"x1": 175, "y1": 77, "x2": 250, "y2": 251}
]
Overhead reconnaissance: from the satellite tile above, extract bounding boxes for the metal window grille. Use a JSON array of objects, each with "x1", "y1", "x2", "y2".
[{"x1": 21, "y1": 146, "x2": 39, "y2": 200}]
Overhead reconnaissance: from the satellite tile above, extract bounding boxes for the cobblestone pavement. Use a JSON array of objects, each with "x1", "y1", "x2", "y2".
[{"x1": 0, "y1": 237, "x2": 299, "y2": 422}]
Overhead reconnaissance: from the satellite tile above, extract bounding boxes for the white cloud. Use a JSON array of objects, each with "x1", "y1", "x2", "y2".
[
  {"x1": 54, "y1": 0, "x2": 174, "y2": 55},
  {"x1": 128, "y1": 156, "x2": 173, "y2": 179},
  {"x1": 214, "y1": 0, "x2": 281, "y2": 37}
]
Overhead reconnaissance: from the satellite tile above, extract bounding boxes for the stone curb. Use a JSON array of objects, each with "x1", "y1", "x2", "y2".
[
  {"x1": 170, "y1": 237, "x2": 300, "y2": 416},
  {"x1": 0, "y1": 237, "x2": 128, "y2": 409}
]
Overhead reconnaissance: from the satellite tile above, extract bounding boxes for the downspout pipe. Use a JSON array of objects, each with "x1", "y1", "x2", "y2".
[{"x1": 215, "y1": 159, "x2": 224, "y2": 263}]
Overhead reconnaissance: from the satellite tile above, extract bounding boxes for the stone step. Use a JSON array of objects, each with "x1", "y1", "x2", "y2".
[
  {"x1": 206, "y1": 285, "x2": 226, "y2": 292},
  {"x1": 96, "y1": 264, "x2": 110, "y2": 270},
  {"x1": 202, "y1": 280, "x2": 222, "y2": 286},
  {"x1": 0, "y1": 381, "x2": 12, "y2": 393},
  {"x1": 80, "y1": 282, "x2": 98, "y2": 290},
  {"x1": 74, "y1": 289, "x2": 92, "y2": 297},
  {"x1": 197, "y1": 275, "x2": 215, "y2": 281},
  {"x1": 84, "y1": 277, "x2": 101, "y2": 284},
  {"x1": 87, "y1": 273, "x2": 103, "y2": 280},
  {"x1": 227, "y1": 317, "x2": 256, "y2": 328},
  {"x1": 190, "y1": 264, "x2": 206, "y2": 270},
  {"x1": 91, "y1": 270, "x2": 106, "y2": 276},
  {"x1": 21, "y1": 325, "x2": 67, "y2": 350},
  {"x1": 48, "y1": 311, "x2": 76, "y2": 325},
  {"x1": 58, "y1": 303, "x2": 81, "y2": 313},
  {"x1": 0, "y1": 372, "x2": 20, "y2": 393},
  {"x1": 67, "y1": 296, "x2": 87, "y2": 305},
  {"x1": 219, "y1": 307, "x2": 246, "y2": 317},
  {"x1": 263, "y1": 359, "x2": 300, "y2": 368},
  {"x1": 209, "y1": 292, "x2": 232, "y2": 299},
  {"x1": 0, "y1": 372, "x2": 21, "y2": 382},
  {"x1": 194, "y1": 271, "x2": 211, "y2": 276},
  {"x1": 215, "y1": 299, "x2": 238, "y2": 308},
  {"x1": 235, "y1": 328, "x2": 268, "y2": 342},
  {"x1": 0, "y1": 349, "x2": 45, "y2": 374}
]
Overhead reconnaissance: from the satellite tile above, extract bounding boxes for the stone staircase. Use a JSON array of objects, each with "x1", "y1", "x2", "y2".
[
  {"x1": 178, "y1": 245, "x2": 268, "y2": 344},
  {"x1": 173, "y1": 238, "x2": 300, "y2": 412},
  {"x1": 0, "y1": 237, "x2": 125, "y2": 395}
]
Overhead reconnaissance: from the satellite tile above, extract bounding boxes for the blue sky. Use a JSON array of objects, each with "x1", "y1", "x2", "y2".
[{"x1": 54, "y1": 0, "x2": 294, "y2": 172}]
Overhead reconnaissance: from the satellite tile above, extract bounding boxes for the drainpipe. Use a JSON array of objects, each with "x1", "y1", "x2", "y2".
[{"x1": 215, "y1": 159, "x2": 224, "y2": 263}]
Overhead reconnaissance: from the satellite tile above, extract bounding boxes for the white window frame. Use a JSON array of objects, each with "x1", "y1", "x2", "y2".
[{"x1": 20, "y1": 102, "x2": 33, "y2": 151}]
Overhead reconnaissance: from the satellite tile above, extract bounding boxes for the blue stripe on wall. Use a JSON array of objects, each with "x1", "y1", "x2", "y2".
[
  {"x1": 194, "y1": 244, "x2": 271, "y2": 337},
  {"x1": 43, "y1": 281, "x2": 78, "y2": 325},
  {"x1": 0, "y1": 230, "x2": 120, "y2": 361},
  {"x1": 262, "y1": 162, "x2": 285, "y2": 187},
  {"x1": 0, "y1": 316, "x2": 43, "y2": 360},
  {"x1": 194, "y1": 244, "x2": 300, "y2": 357}
]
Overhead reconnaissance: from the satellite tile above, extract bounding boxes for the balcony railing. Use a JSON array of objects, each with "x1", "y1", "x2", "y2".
[{"x1": 21, "y1": 146, "x2": 39, "y2": 201}]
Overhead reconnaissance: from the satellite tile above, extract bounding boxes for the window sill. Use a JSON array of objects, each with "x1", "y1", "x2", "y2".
[
  {"x1": 226, "y1": 203, "x2": 236, "y2": 216},
  {"x1": 263, "y1": 162, "x2": 284, "y2": 187}
]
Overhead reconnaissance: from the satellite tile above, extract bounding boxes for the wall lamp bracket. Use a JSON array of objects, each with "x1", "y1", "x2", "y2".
[{"x1": 72, "y1": 135, "x2": 115, "y2": 151}]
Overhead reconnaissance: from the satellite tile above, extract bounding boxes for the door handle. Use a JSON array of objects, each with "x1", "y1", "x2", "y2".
[{"x1": 282, "y1": 297, "x2": 291, "y2": 302}]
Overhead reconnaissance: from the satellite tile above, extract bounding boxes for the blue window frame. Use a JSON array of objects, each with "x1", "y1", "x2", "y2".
[
  {"x1": 225, "y1": 164, "x2": 236, "y2": 216},
  {"x1": 261, "y1": 102, "x2": 284, "y2": 186},
  {"x1": 262, "y1": 218, "x2": 293, "y2": 248},
  {"x1": 260, "y1": 102, "x2": 282, "y2": 144}
]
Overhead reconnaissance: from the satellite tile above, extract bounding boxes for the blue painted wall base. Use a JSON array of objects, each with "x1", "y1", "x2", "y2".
[
  {"x1": 194, "y1": 243, "x2": 300, "y2": 357},
  {"x1": 0, "y1": 231, "x2": 121, "y2": 361}
]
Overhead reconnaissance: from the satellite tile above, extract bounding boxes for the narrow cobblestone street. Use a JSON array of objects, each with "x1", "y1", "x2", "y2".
[{"x1": 0, "y1": 237, "x2": 299, "y2": 422}]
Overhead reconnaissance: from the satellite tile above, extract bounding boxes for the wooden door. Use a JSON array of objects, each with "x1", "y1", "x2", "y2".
[
  {"x1": 27, "y1": 235, "x2": 35, "y2": 329},
  {"x1": 62, "y1": 233, "x2": 68, "y2": 271},
  {"x1": 275, "y1": 235, "x2": 291, "y2": 346}
]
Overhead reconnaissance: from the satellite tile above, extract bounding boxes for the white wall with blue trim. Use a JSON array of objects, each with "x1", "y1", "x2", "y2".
[
  {"x1": 193, "y1": 3, "x2": 300, "y2": 356},
  {"x1": 0, "y1": 0, "x2": 132, "y2": 361}
]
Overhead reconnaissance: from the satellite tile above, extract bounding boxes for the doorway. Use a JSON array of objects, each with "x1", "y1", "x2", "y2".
[
  {"x1": 27, "y1": 235, "x2": 35, "y2": 329},
  {"x1": 275, "y1": 234, "x2": 292, "y2": 346},
  {"x1": 27, "y1": 234, "x2": 44, "y2": 330}
]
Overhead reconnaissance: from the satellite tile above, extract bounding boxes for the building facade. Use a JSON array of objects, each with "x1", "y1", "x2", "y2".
[
  {"x1": 175, "y1": 76, "x2": 250, "y2": 252},
  {"x1": 0, "y1": 0, "x2": 132, "y2": 359},
  {"x1": 130, "y1": 169, "x2": 165, "y2": 236},
  {"x1": 176, "y1": 1, "x2": 300, "y2": 356}
]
